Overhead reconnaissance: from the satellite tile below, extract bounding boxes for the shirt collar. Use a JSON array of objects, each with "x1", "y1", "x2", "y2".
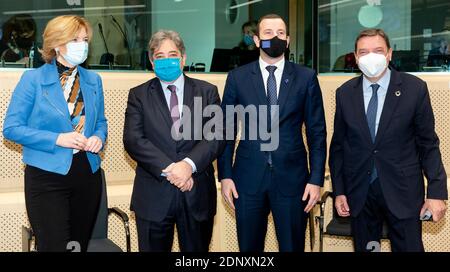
[
  {"x1": 159, "y1": 74, "x2": 185, "y2": 93},
  {"x1": 363, "y1": 68, "x2": 391, "y2": 92},
  {"x1": 259, "y1": 57, "x2": 285, "y2": 73}
]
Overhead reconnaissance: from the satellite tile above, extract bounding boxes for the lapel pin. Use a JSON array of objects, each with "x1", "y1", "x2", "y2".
[
  {"x1": 395, "y1": 90, "x2": 401, "y2": 97},
  {"x1": 284, "y1": 79, "x2": 289, "y2": 84}
]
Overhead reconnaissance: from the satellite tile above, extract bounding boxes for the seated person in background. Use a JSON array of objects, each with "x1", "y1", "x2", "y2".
[
  {"x1": 233, "y1": 20, "x2": 259, "y2": 66},
  {"x1": 236, "y1": 20, "x2": 258, "y2": 51},
  {"x1": 427, "y1": 36, "x2": 450, "y2": 67},
  {"x1": 0, "y1": 14, "x2": 36, "y2": 63},
  {"x1": 333, "y1": 52, "x2": 358, "y2": 72}
]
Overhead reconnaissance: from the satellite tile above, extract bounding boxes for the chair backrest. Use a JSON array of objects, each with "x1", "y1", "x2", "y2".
[{"x1": 90, "y1": 169, "x2": 108, "y2": 239}]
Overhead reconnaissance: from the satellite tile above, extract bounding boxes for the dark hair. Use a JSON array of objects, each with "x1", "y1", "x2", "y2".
[
  {"x1": 1, "y1": 14, "x2": 36, "y2": 43},
  {"x1": 354, "y1": 28, "x2": 391, "y2": 52},
  {"x1": 256, "y1": 14, "x2": 288, "y2": 36},
  {"x1": 241, "y1": 20, "x2": 257, "y2": 33}
]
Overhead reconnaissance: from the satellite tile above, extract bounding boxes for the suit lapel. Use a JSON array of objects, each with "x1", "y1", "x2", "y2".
[
  {"x1": 351, "y1": 75, "x2": 373, "y2": 145},
  {"x1": 179, "y1": 75, "x2": 197, "y2": 144},
  {"x1": 251, "y1": 62, "x2": 269, "y2": 106},
  {"x1": 149, "y1": 78, "x2": 173, "y2": 129},
  {"x1": 277, "y1": 61, "x2": 295, "y2": 113},
  {"x1": 182, "y1": 75, "x2": 195, "y2": 114},
  {"x1": 374, "y1": 70, "x2": 402, "y2": 146}
]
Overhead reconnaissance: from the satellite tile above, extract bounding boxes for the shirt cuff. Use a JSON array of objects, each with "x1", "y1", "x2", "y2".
[{"x1": 183, "y1": 158, "x2": 197, "y2": 173}]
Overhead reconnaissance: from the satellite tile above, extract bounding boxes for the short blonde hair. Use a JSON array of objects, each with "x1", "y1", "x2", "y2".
[{"x1": 39, "y1": 15, "x2": 92, "y2": 63}]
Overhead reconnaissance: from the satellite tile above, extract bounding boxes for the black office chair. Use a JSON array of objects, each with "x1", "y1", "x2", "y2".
[
  {"x1": 22, "y1": 169, "x2": 131, "y2": 252},
  {"x1": 315, "y1": 175, "x2": 389, "y2": 252}
]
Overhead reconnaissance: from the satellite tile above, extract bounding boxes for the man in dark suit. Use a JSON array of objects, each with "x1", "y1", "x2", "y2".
[
  {"x1": 329, "y1": 28, "x2": 447, "y2": 252},
  {"x1": 218, "y1": 14, "x2": 327, "y2": 252},
  {"x1": 124, "y1": 30, "x2": 224, "y2": 252}
]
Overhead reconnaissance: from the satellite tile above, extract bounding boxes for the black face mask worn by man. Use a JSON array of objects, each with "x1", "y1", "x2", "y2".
[{"x1": 259, "y1": 36, "x2": 287, "y2": 58}]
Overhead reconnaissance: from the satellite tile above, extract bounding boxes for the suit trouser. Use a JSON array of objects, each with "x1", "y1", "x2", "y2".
[
  {"x1": 136, "y1": 189, "x2": 214, "y2": 252},
  {"x1": 351, "y1": 178, "x2": 424, "y2": 252},
  {"x1": 24, "y1": 152, "x2": 102, "y2": 252},
  {"x1": 234, "y1": 165, "x2": 308, "y2": 252}
]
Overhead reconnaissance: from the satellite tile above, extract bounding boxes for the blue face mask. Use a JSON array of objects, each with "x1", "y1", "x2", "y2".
[
  {"x1": 243, "y1": 34, "x2": 255, "y2": 46},
  {"x1": 153, "y1": 58, "x2": 182, "y2": 82},
  {"x1": 60, "y1": 41, "x2": 89, "y2": 66}
]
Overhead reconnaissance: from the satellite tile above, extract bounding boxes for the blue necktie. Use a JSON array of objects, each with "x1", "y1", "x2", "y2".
[
  {"x1": 266, "y1": 65, "x2": 277, "y2": 165},
  {"x1": 366, "y1": 83, "x2": 379, "y2": 183},
  {"x1": 266, "y1": 66, "x2": 278, "y2": 105}
]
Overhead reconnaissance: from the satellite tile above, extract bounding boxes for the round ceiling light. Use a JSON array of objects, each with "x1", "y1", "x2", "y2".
[{"x1": 358, "y1": 5, "x2": 383, "y2": 28}]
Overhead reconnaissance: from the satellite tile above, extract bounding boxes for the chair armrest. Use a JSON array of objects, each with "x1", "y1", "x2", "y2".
[
  {"x1": 108, "y1": 207, "x2": 129, "y2": 222},
  {"x1": 317, "y1": 174, "x2": 332, "y2": 204},
  {"x1": 314, "y1": 189, "x2": 334, "y2": 252},
  {"x1": 318, "y1": 191, "x2": 333, "y2": 205},
  {"x1": 108, "y1": 207, "x2": 131, "y2": 252}
]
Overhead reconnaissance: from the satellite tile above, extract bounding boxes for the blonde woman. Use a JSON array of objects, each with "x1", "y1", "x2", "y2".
[{"x1": 3, "y1": 15, "x2": 107, "y2": 252}]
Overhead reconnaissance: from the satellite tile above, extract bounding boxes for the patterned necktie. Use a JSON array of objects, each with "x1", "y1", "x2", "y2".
[
  {"x1": 167, "y1": 85, "x2": 180, "y2": 131},
  {"x1": 266, "y1": 65, "x2": 277, "y2": 165},
  {"x1": 367, "y1": 83, "x2": 380, "y2": 183},
  {"x1": 266, "y1": 66, "x2": 278, "y2": 105}
]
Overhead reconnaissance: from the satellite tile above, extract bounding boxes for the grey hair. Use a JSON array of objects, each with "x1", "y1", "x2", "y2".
[{"x1": 148, "y1": 30, "x2": 186, "y2": 59}]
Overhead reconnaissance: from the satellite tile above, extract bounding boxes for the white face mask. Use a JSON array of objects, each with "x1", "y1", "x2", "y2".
[
  {"x1": 57, "y1": 41, "x2": 89, "y2": 66},
  {"x1": 357, "y1": 52, "x2": 388, "y2": 78}
]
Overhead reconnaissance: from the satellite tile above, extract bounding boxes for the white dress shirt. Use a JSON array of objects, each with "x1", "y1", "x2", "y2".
[
  {"x1": 158, "y1": 74, "x2": 196, "y2": 173},
  {"x1": 362, "y1": 68, "x2": 391, "y2": 134},
  {"x1": 159, "y1": 74, "x2": 185, "y2": 115},
  {"x1": 259, "y1": 57, "x2": 285, "y2": 98}
]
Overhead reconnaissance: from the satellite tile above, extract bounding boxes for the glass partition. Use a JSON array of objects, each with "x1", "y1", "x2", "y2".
[
  {"x1": 0, "y1": 0, "x2": 292, "y2": 72},
  {"x1": 2, "y1": 0, "x2": 448, "y2": 73},
  {"x1": 317, "y1": 0, "x2": 450, "y2": 73}
]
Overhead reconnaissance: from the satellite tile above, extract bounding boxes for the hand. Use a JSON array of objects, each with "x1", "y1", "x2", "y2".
[
  {"x1": 56, "y1": 132, "x2": 88, "y2": 150},
  {"x1": 180, "y1": 177, "x2": 194, "y2": 192},
  {"x1": 335, "y1": 195, "x2": 351, "y2": 217},
  {"x1": 84, "y1": 136, "x2": 103, "y2": 153},
  {"x1": 421, "y1": 199, "x2": 447, "y2": 222},
  {"x1": 163, "y1": 161, "x2": 192, "y2": 187},
  {"x1": 302, "y1": 183, "x2": 321, "y2": 213},
  {"x1": 221, "y1": 178, "x2": 239, "y2": 210}
]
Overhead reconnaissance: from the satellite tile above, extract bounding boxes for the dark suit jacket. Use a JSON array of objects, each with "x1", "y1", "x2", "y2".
[
  {"x1": 329, "y1": 69, "x2": 448, "y2": 219},
  {"x1": 217, "y1": 60, "x2": 327, "y2": 196},
  {"x1": 124, "y1": 75, "x2": 225, "y2": 222}
]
